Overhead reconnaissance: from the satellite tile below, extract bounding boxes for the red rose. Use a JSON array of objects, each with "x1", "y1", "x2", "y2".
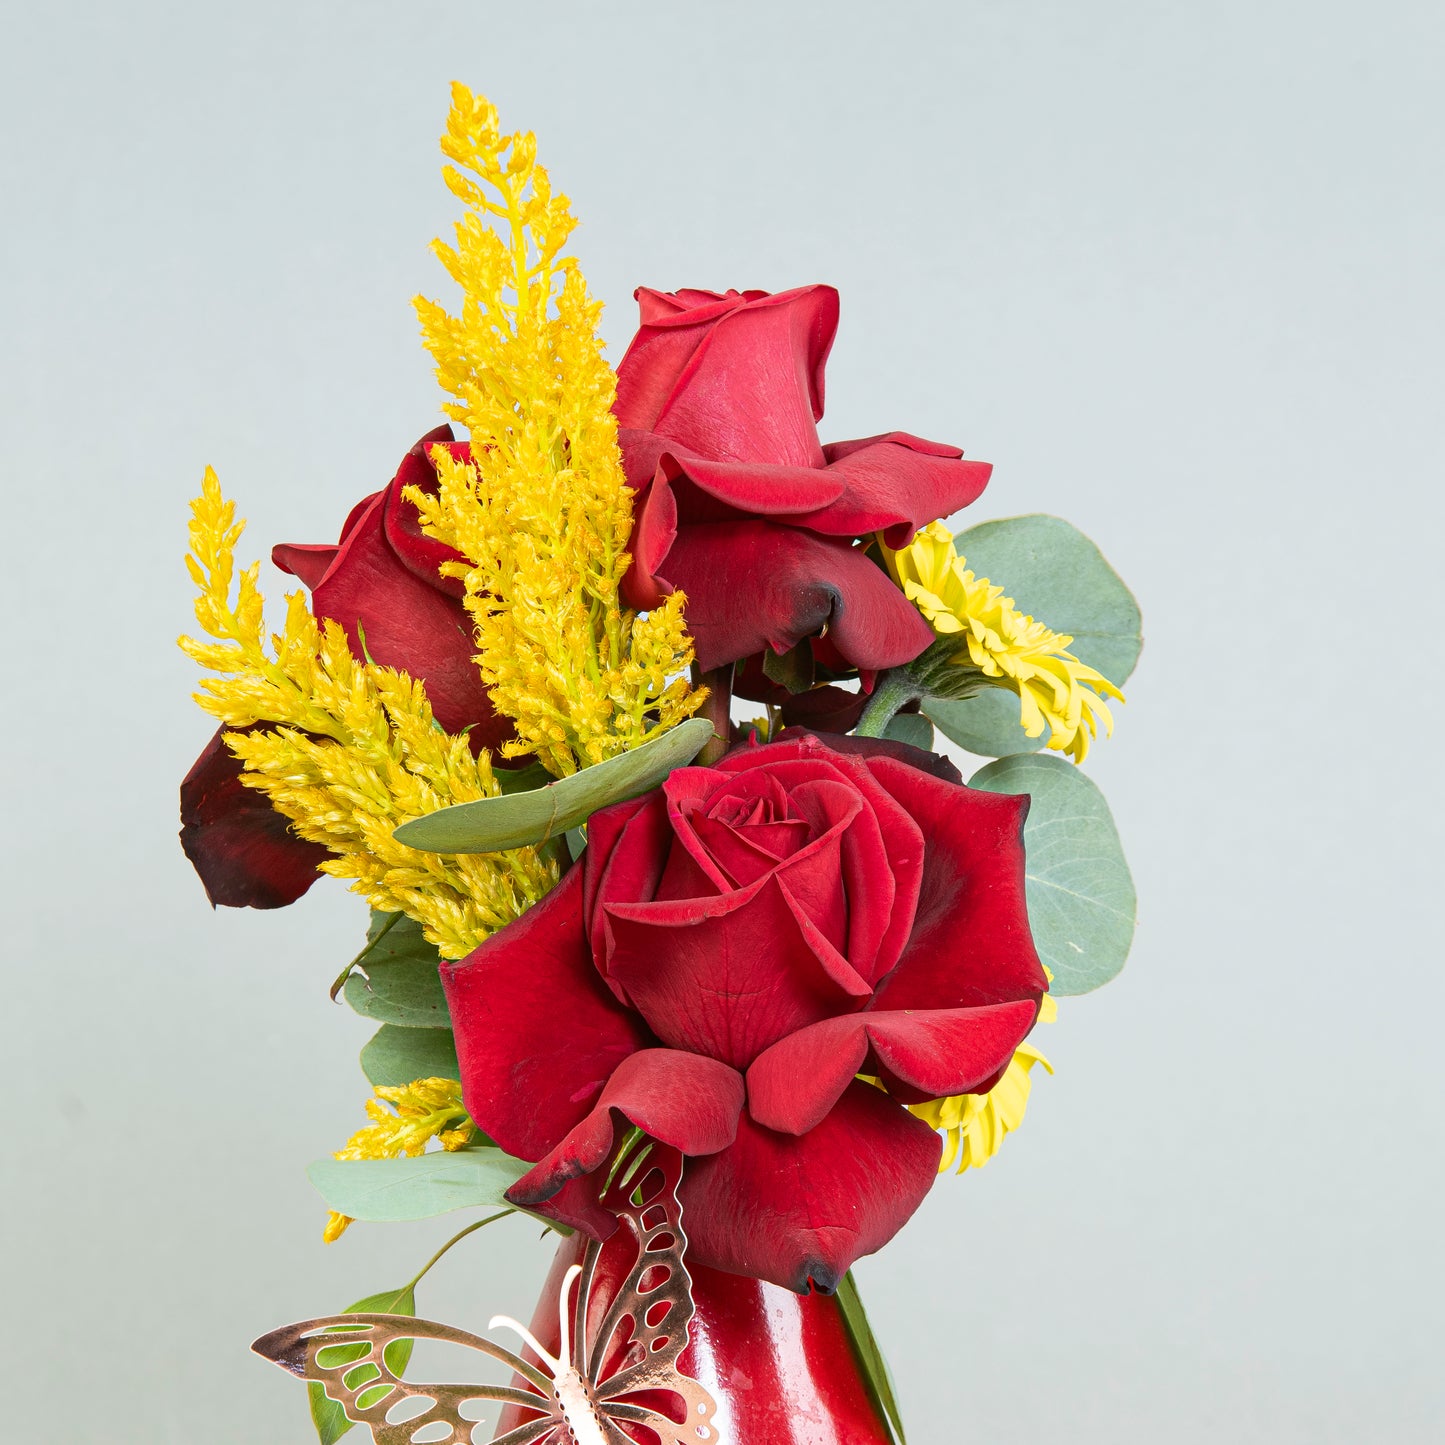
[
  {"x1": 442, "y1": 733, "x2": 1046, "y2": 1293},
  {"x1": 271, "y1": 425, "x2": 505, "y2": 743},
  {"x1": 179, "y1": 427, "x2": 509, "y2": 909},
  {"x1": 614, "y1": 286, "x2": 993, "y2": 673}
]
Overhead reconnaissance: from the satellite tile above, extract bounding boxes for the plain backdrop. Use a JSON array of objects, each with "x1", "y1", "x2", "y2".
[{"x1": 2, "y1": 2, "x2": 1441, "y2": 1441}]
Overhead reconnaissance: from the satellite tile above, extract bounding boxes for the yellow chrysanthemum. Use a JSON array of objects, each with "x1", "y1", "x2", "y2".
[
  {"x1": 908, "y1": 993, "x2": 1056, "y2": 1173},
  {"x1": 883, "y1": 522, "x2": 1124, "y2": 763},
  {"x1": 408, "y1": 85, "x2": 704, "y2": 778},
  {"x1": 322, "y1": 1077, "x2": 473, "y2": 1243}
]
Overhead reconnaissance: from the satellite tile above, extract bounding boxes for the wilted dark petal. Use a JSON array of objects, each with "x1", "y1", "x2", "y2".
[{"x1": 178, "y1": 727, "x2": 328, "y2": 909}]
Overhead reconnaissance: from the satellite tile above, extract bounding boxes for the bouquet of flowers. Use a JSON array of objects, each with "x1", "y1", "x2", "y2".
[{"x1": 179, "y1": 85, "x2": 1140, "y2": 1445}]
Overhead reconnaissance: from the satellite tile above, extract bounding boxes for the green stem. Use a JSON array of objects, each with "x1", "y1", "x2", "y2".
[
  {"x1": 405, "y1": 1208, "x2": 514, "y2": 1292},
  {"x1": 853, "y1": 669, "x2": 924, "y2": 739},
  {"x1": 329, "y1": 911, "x2": 401, "y2": 1002},
  {"x1": 694, "y1": 663, "x2": 734, "y2": 765}
]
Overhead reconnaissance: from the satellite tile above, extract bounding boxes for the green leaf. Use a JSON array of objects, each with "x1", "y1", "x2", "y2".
[
  {"x1": 969, "y1": 753, "x2": 1136, "y2": 994},
  {"x1": 924, "y1": 514, "x2": 1141, "y2": 758},
  {"x1": 836, "y1": 1271, "x2": 907, "y2": 1444},
  {"x1": 307, "y1": 1283, "x2": 416, "y2": 1445},
  {"x1": 761, "y1": 640, "x2": 816, "y2": 694},
  {"x1": 359, "y1": 1025, "x2": 460, "y2": 1087},
  {"x1": 494, "y1": 760, "x2": 552, "y2": 794},
  {"x1": 307, "y1": 1149, "x2": 530, "y2": 1223},
  {"x1": 392, "y1": 717, "x2": 715, "y2": 854},
  {"x1": 342, "y1": 914, "x2": 449, "y2": 1029},
  {"x1": 882, "y1": 712, "x2": 934, "y2": 752}
]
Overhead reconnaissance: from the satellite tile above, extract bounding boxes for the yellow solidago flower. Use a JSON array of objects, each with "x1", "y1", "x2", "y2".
[
  {"x1": 323, "y1": 1077, "x2": 474, "y2": 1243},
  {"x1": 908, "y1": 993, "x2": 1057, "y2": 1173},
  {"x1": 883, "y1": 522, "x2": 1123, "y2": 763},
  {"x1": 409, "y1": 85, "x2": 704, "y2": 778},
  {"x1": 179, "y1": 470, "x2": 557, "y2": 959}
]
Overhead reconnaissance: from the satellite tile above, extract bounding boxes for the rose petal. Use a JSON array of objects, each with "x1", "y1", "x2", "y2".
[
  {"x1": 714, "y1": 739, "x2": 924, "y2": 982},
  {"x1": 584, "y1": 792, "x2": 674, "y2": 989},
  {"x1": 440, "y1": 868, "x2": 654, "y2": 1161},
  {"x1": 272, "y1": 435, "x2": 508, "y2": 748},
  {"x1": 799, "y1": 433, "x2": 992, "y2": 546},
  {"x1": 745, "y1": 1001, "x2": 1040, "y2": 1135},
  {"x1": 657, "y1": 520, "x2": 936, "y2": 672},
  {"x1": 381, "y1": 426, "x2": 468, "y2": 598},
  {"x1": 603, "y1": 874, "x2": 871, "y2": 1070},
  {"x1": 679, "y1": 1082, "x2": 942, "y2": 1293},
  {"x1": 178, "y1": 727, "x2": 329, "y2": 908},
  {"x1": 616, "y1": 286, "x2": 839, "y2": 463},
  {"x1": 506, "y1": 1048, "x2": 744, "y2": 1207},
  {"x1": 866, "y1": 757, "x2": 1048, "y2": 1010}
]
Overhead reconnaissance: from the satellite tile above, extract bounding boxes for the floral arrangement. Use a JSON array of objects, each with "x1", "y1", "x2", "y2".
[{"x1": 180, "y1": 85, "x2": 1140, "y2": 1445}]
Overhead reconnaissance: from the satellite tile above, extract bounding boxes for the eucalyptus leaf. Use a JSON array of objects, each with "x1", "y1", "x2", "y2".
[
  {"x1": 342, "y1": 931, "x2": 450, "y2": 1030},
  {"x1": 836, "y1": 1271, "x2": 907, "y2": 1444},
  {"x1": 307, "y1": 1149, "x2": 531, "y2": 1223},
  {"x1": 970, "y1": 753, "x2": 1136, "y2": 994},
  {"x1": 308, "y1": 1283, "x2": 416, "y2": 1445},
  {"x1": 925, "y1": 514, "x2": 1141, "y2": 758},
  {"x1": 360, "y1": 1024, "x2": 460, "y2": 1087},
  {"x1": 882, "y1": 712, "x2": 934, "y2": 752},
  {"x1": 393, "y1": 717, "x2": 715, "y2": 854}
]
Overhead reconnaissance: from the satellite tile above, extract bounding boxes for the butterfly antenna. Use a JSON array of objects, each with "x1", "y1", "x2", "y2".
[
  {"x1": 488, "y1": 1307, "x2": 562, "y2": 1376},
  {"x1": 555, "y1": 1263, "x2": 583, "y2": 1370}
]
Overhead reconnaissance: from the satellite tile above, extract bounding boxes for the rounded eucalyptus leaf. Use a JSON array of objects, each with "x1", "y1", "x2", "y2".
[
  {"x1": 969, "y1": 753, "x2": 1136, "y2": 995},
  {"x1": 360, "y1": 1024, "x2": 461, "y2": 1087},
  {"x1": 342, "y1": 919, "x2": 450, "y2": 1029},
  {"x1": 883, "y1": 712, "x2": 935, "y2": 751},
  {"x1": 392, "y1": 717, "x2": 715, "y2": 854},
  {"x1": 925, "y1": 514, "x2": 1141, "y2": 759},
  {"x1": 306, "y1": 1149, "x2": 530, "y2": 1223}
]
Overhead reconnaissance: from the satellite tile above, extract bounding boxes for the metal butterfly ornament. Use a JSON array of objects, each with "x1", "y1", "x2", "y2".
[{"x1": 252, "y1": 1140, "x2": 718, "y2": 1445}]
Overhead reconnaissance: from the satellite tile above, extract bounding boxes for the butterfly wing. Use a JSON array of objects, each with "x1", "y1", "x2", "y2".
[
  {"x1": 583, "y1": 1141, "x2": 719, "y2": 1445},
  {"x1": 252, "y1": 1312, "x2": 564, "y2": 1445}
]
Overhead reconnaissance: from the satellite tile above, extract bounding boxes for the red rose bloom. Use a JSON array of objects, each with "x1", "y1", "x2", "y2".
[
  {"x1": 614, "y1": 286, "x2": 993, "y2": 673},
  {"x1": 442, "y1": 733, "x2": 1047, "y2": 1293},
  {"x1": 179, "y1": 427, "x2": 509, "y2": 909}
]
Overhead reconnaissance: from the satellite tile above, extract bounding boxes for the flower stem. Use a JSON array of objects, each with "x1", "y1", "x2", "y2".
[
  {"x1": 694, "y1": 663, "x2": 734, "y2": 765},
  {"x1": 406, "y1": 1208, "x2": 514, "y2": 1292},
  {"x1": 853, "y1": 669, "x2": 924, "y2": 739}
]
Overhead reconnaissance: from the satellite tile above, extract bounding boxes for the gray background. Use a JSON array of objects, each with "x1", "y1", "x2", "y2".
[{"x1": 2, "y1": 1, "x2": 1441, "y2": 1440}]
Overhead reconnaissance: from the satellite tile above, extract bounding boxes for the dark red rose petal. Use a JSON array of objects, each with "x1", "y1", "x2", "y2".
[
  {"x1": 439, "y1": 868, "x2": 654, "y2": 1162},
  {"x1": 865, "y1": 756, "x2": 1048, "y2": 1010},
  {"x1": 616, "y1": 286, "x2": 839, "y2": 461},
  {"x1": 744, "y1": 1000, "x2": 1040, "y2": 1135},
  {"x1": 584, "y1": 791, "x2": 674, "y2": 990},
  {"x1": 655, "y1": 520, "x2": 936, "y2": 672},
  {"x1": 179, "y1": 727, "x2": 328, "y2": 909},
  {"x1": 679, "y1": 1082, "x2": 942, "y2": 1293},
  {"x1": 801, "y1": 433, "x2": 992, "y2": 547},
  {"x1": 713, "y1": 739, "x2": 925, "y2": 983},
  {"x1": 380, "y1": 426, "x2": 468, "y2": 598},
  {"x1": 273, "y1": 432, "x2": 509, "y2": 750},
  {"x1": 603, "y1": 874, "x2": 872, "y2": 1070},
  {"x1": 505, "y1": 1048, "x2": 744, "y2": 1207}
]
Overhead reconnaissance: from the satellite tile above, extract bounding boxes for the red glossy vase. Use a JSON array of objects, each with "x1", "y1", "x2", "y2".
[{"x1": 493, "y1": 1230, "x2": 895, "y2": 1444}]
